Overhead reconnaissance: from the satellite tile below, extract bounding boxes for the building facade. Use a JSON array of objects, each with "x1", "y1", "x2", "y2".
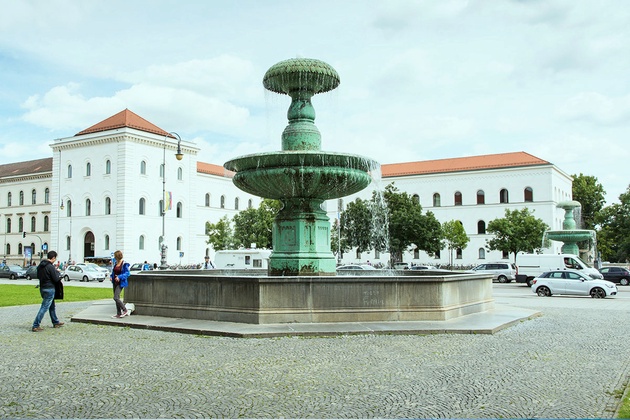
[{"x1": 0, "y1": 109, "x2": 573, "y2": 267}]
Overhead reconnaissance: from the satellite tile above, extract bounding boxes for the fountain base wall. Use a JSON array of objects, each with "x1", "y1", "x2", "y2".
[{"x1": 125, "y1": 272, "x2": 494, "y2": 324}]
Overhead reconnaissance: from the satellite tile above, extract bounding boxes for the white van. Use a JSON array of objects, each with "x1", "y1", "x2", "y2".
[
  {"x1": 214, "y1": 249, "x2": 271, "y2": 269},
  {"x1": 516, "y1": 253, "x2": 602, "y2": 286}
]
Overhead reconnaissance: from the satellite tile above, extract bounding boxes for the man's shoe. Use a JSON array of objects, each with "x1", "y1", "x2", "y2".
[
  {"x1": 53, "y1": 322, "x2": 65, "y2": 328},
  {"x1": 121, "y1": 310, "x2": 130, "y2": 317},
  {"x1": 32, "y1": 327, "x2": 44, "y2": 332},
  {"x1": 111, "y1": 314, "x2": 121, "y2": 319}
]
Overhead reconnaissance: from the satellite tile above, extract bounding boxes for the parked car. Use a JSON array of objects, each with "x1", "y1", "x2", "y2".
[
  {"x1": 598, "y1": 266, "x2": 630, "y2": 286},
  {"x1": 337, "y1": 264, "x2": 377, "y2": 270},
  {"x1": 24, "y1": 265, "x2": 38, "y2": 280},
  {"x1": 62, "y1": 264, "x2": 107, "y2": 282},
  {"x1": 531, "y1": 269, "x2": 617, "y2": 298},
  {"x1": 76, "y1": 262, "x2": 110, "y2": 275},
  {"x1": 410, "y1": 265, "x2": 436, "y2": 270},
  {"x1": 471, "y1": 262, "x2": 517, "y2": 283},
  {"x1": 0, "y1": 265, "x2": 27, "y2": 279}
]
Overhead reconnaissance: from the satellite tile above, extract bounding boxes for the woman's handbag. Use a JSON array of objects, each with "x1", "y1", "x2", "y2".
[{"x1": 54, "y1": 281, "x2": 64, "y2": 300}]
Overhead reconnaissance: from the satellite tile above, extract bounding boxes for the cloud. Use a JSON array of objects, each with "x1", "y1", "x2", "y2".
[{"x1": 558, "y1": 92, "x2": 630, "y2": 125}]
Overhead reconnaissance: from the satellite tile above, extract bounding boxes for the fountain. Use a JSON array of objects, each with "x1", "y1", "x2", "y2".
[
  {"x1": 543, "y1": 201, "x2": 596, "y2": 256},
  {"x1": 224, "y1": 58, "x2": 378, "y2": 276}
]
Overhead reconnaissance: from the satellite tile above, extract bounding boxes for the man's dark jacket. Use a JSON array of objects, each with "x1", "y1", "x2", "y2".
[{"x1": 37, "y1": 259, "x2": 60, "y2": 289}]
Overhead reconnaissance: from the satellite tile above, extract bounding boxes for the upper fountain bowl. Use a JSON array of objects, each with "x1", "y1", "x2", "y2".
[{"x1": 263, "y1": 58, "x2": 340, "y2": 95}]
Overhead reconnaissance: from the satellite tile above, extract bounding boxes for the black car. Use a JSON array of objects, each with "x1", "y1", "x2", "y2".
[
  {"x1": 598, "y1": 266, "x2": 630, "y2": 286},
  {"x1": 24, "y1": 266, "x2": 38, "y2": 280}
]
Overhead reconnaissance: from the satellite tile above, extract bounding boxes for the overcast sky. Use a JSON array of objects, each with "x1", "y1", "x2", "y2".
[{"x1": 1, "y1": 0, "x2": 629, "y2": 204}]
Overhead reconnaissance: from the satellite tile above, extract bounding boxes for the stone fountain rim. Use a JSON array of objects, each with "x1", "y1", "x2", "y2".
[{"x1": 224, "y1": 150, "x2": 380, "y2": 172}]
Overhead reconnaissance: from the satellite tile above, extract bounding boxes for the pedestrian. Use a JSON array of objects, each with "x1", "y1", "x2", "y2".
[
  {"x1": 110, "y1": 250, "x2": 131, "y2": 318},
  {"x1": 202, "y1": 256, "x2": 215, "y2": 269},
  {"x1": 32, "y1": 250, "x2": 64, "y2": 332},
  {"x1": 142, "y1": 260, "x2": 150, "y2": 271}
]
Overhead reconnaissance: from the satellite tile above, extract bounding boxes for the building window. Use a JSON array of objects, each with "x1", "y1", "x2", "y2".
[
  {"x1": 235, "y1": 197, "x2": 239, "y2": 210},
  {"x1": 413, "y1": 248, "x2": 419, "y2": 259},
  {"x1": 6, "y1": 218, "x2": 11, "y2": 233},
  {"x1": 7, "y1": 192, "x2": 11, "y2": 206},
  {"x1": 85, "y1": 199, "x2": 91, "y2": 216},
  {"x1": 32, "y1": 189, "x2": 37, "y2": 204},
  {"x1": 456, "y1": 248, "x2": 463, "y2": 259},
  {"x1": 435, "y1": 249, "x2": 440, "y2": 259},
  {"x1": 18, "y1": 217, "x2": 23, "y2": 232},
  {"x1": 104, "y1": 235, "x2": 110, "y2": 250},
  {"x1": 176, "y1": 202, "x2": 183, "y2": 218},
  {"x1": 248, "y1": 199, "x2": 253, "y2": 209},
  {"x1": 105, "y1": 159, "x2": 111, "y2": 174},
  {"x1": 86, "y1": 162, "x2": 91, "y2": 177},
  {"x1": 412, "y1": 194, "x2": 420, "y2": 205},
  {"x1": 479, "y1": 248, "x2": 486, "y2": 259},
  {"x1": 140, "y1": 160, "x2": 146, "y2": 175},
  {"x1": 500, "y1": 189, "x2": 509, "y2": 203},
  {"x1": 205, "y1": 193, "x2": 210, "y2": 207},
  {"x1": 6, "y1": 244, "x2": 10, "y2": 255},
  {"x1": 31, "y1": 216, "x2": 36, "y2": 232},
  {"x1": 139, "y1": 235, "x2": 145, "y2": 250},
  {"x1": 356, "y1": 249, "x2": 361, "y2": 259},
  {"x1": 502, "y1": 250, "x2": 509, "y2": 259},
  {"x1": 19, "y1": 191, "x2": 24, "y2": 205},
  {"x1": 477, "y1": 220, "x2": 486, "y2": 234},
  {"x1": 105, "y1": 197, "x2": 111, "y2": 215},
  {"x1": 67, "y1": 164, "x2": 72, "y2": 179},
  {"x1": 477, "y1": 190, "x2": 485, "y2": 204},
  {"x1": 177, "y1": 237, "x2": 182, "y2": 251},
  {"x1": 18, "y1": 244, "x2": 23, "y2": 255},
  {"x1": 66, "y1": 200, "x2": 72, "y2": 217},
  {"x1": 177, "y1": 167, "x2": 183, "y2": 180},
  {"x1": 45, "y1": 188, "x2": 50, "y2": 204},
  {"x1": 66, "y1": 236, "x2": 71, "y2": 251},
  {"x1": 433, "y1": 193, "x2": 441, "y2": 207},
  {"x1": 139, "y1": 198, "x2": 146, "y2": 215},
  {"x1": 220, "y1": 195, "x2": 225, "y2": 209},
  {"x1": 524, "y1": 187, "x2": 533, "y2": 202},
  {"x1": 44, "y1": 216, "x2": 49, "y2": 232},
  {"x1": 454, "y1": 191, "x2": 462, "y2": 206}
]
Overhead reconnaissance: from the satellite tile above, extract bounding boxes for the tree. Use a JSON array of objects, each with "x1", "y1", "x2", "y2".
[
  {"x1": 205, "y1": 216, "x2": 235, "y2": 251},
  {"x1": 596, "y1": 185, "x2": 630, "y2": 263},
  {"x1": 441, "y1": 220, "x2": 470, "y2": 267},
  {"x1": 486, "y1": 208, "x2": 549, "y2": 262},
  {"x1": 232, "y1": 199, "x2": 280, "y2": 249},
  {"x1": 341, "y1": 198, "x2": 374, "y2": 253},
  {"x1": 571, "y1": 173, "x2": 606, "y2": 230}
]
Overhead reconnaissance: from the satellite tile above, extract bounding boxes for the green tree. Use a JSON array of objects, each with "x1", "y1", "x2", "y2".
[
  {"x1": 232, "y1": 199, "x2": 280, "y2": 249},
  {"x1": 205, "y1": 216, "x2": 235, "y2": 251},
  {"x1": 571, "y1": 173, "x2": 606, "y2": 230},
  {"x1": 341, "y1": 198, "x2": 374, "y2": 253},
  {"x1": 486, "y1": 208, "x2": 549, "y2": 262},
  {"x1": 441, "y1": 220, "x2": 470, "y2": 267},
  {"x1": 596, "y1": 186, "x2": 630, "y2": 263}
]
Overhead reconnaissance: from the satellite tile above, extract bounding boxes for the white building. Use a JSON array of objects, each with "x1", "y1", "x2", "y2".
[{"x1": 0, "y1": 109, "x2": 572, "y2": 267}]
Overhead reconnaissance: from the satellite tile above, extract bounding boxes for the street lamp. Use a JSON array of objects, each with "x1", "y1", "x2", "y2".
[
  {"x1": 159, "y1": 132, "x2": 183, "y2": 270},
  {"x1": 60, "y1": 198, "x2": 72, "y2": 265}
]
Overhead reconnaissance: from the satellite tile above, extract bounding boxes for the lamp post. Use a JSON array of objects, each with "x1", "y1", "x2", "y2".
[
  {"x1": 60, "y1": 198, "x2": 72, "y2": 265},
  {"x1": 159, "y1": 132, "x2": 183, "y2": 270}
]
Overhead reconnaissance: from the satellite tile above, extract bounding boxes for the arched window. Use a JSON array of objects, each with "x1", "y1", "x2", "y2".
[
  {"x1": 177, "y1": 167, "x2": 183, "y2": 180},
  {"x1": 7, "y1": 192, "x2": 11, "y2": 206},
  {"x1": 433, "y1": 193, "x2": 441, "y2": 207},
  {"x1": 66, "y1": 236, "x2": 71, "y2": 251},
  {"x1": 355, "y1": 249, "x2": 361, "y2": 259},
  {"x1": 139, "y1": 235, "x2": 145, "y2": 250},
  {"x1": 6, "y1": 217, "x2": 11, "y2": 233},
  {"x1": 86, "y1": 162, "x2": 91, "y2": 176},
  {"x1": 32, "y1": 189, "x2": 37, "y2": 204},
  {"x1": 18, "y1": 244, "x2": 23, "y2": 255},
  {"x1": 105, "y1": 197, "x2": 111, "y2": 215},
  {"x1": 104, "y1": 235, "x2": 110, "y2": 250},
  {"x1": 456, "y1": 248, "x2": 463, "y2": 259},
  {"x1": 454, "y1": 191, "x2": 462, "y2": 206},
  {"x1": 500, "y1": 189, "x2": 509, "y2": 203},
  {"x1": 477, "y1": 190, "x2": 485, "y2": 205},
  {"x1": 205, "y1": 193, "x2": 210, "y2": 207},
  {"x1": 6, "y1": 244, "x2": 10, "y2": 255},
  {"x1": 66, "y1": 200, "x2": 72, "y2": 217},
  {"x1": 18, "y1": 217, "x2": 24, "y2": 232},
  {"x1": 412, "y1": 194, "x2": 420, "y2": 205},
  {"x1": 248, "y1": 199, "x2": 253, "y2": 209},
  {"x1": 44, "y1": 188, "x2": 50, "y2": 204},
  {"x1": 235, "y1": 197, "x2": 239, "y2": 210},
  {"x1": 44, "y1": 216, "x2": 49, "y2": 232},
  {"x1": 220, "y1": 195, "x2": 225, "y2": 209},
  {"x1": 19, "y1": 191, "x2": 24, "y2": 205},
  {"x1": 105, "y1": 159, "x2": 111, "y2": 175},
  {"x1": 139, "y1": 198, "x2": 146, "y2": 215},
  {"x1": 176, "y1": 202, "x2": 183, "y2": 218},
  {"x1": 140, "y1": 160, "x2": 146, "y2": 175},
  {"x1": 479, "y1": 248, "x2": 486, "y2": 259},
  {"x1": 524, "y1": 187, "x2": 533, "y2": 202},
  {"x1": 414, "y1": 248, "x2": 419, "y2": 259},
  {"x1": 477, "y1": 220, "x2": 486, "y2": 234},
  {"x1": 176, "y1": 236, "x2": 182, "y2": 251},
  {"x1": 30, "y1": 216, "x2": 36, "y2": 232},
  {"x1": 85, "y1": 199, "x2": 91, "y2": 216},
  {"x1": 502, "y1": 250, "x2": 509, "y2": 259},
  {"x1": 67, "y1": 164, "x2": 72, "y2": 178}
]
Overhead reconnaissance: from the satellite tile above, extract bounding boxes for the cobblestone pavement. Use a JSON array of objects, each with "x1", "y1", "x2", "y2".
[{"x1": 1, "y1": 285, "x2": 630, "y2": 418}]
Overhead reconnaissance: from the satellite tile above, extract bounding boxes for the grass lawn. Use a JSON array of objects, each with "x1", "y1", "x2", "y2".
[{"x1": 0, "y1": 284, "x2": 114, "y2": 307}]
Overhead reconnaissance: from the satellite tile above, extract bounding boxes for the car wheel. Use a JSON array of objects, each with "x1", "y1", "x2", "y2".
[
  {"x1": 526, "y1": 278, "x2": 533, "y2": 287},
  {"x1": 536, "y1": 286, "x2": 551, "y2": 297},
  {"x1": 590, "y1": 287, "x2": 606, "y2": 299},
  {"x1": 63, "y1": 275, "x2": 70, "y2": 281},
  {"x1": 98, "y1": 279, "x2": 104, "y2": 283},
  {"x1": 620, "y1": 278, "x2": 629, "y2": 286},
  {"x1": 10, "y1": 274, "x2": 16, "y2": 280},
  {"x1": 498, "y1": 275, "x2": 508, "y2": 283},
  {"x1": 26, "y1": 274, "x2": 32, "y2": 280},
  {"x1": 82, "y1": 275, "x2": 89, "y2": 282}
]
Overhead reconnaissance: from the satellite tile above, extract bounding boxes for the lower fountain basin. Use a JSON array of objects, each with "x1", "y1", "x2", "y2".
[{"x1": 546, "y1": 230, "x2": 593, "y2": 243}]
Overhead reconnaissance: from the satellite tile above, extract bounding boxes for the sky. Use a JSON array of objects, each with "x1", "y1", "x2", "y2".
[{"x1": 1, "y1": 0, "x2": 629, "y2": 204}]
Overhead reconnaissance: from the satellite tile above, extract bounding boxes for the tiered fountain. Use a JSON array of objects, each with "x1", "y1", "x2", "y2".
[{"x1": 543, "y1": 200, "x2": 596, "y2": 256}]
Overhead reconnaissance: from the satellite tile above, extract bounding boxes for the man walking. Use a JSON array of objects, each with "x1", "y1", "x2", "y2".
[{"x1": 32, "y1": 250, "x2": 64, "y2": 332}]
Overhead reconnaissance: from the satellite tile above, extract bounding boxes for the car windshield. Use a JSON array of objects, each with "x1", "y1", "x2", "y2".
[
  {"x1": 9, "y1": 265, "x2": 23, "y2": 270},
  {"x1": 83, "y1": 266, "x2": 99, "y2": 272}
]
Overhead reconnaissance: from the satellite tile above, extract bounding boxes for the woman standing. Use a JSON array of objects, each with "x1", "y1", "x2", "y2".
[{"x1": 110, "y1": 250, "x2": 130, "y2": 318}]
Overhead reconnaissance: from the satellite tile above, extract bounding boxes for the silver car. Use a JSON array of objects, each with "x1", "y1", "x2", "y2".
[
  {"x1": 62, "y1": 264, "x2": 107, "y2": 282},
  {"x1": 531, "y1": 269, "x2": 617, "y2": 298},
  {"x1": 471, "y1": 262, "x2": 517, "y2": 283}
]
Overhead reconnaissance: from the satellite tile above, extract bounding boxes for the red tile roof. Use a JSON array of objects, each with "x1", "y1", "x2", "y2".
[
  {"x1": 75, "y1": 109, "x2": 174, "y2": 138},
  {"x1": 198, "y1": 162, "x2": 233, "y2": 178},
  {"x1": 0, "y1": 157, "x2": 52, "y2": 178},
  {"x1": 381, "y1": 151, "x2": 549, "y2": 177}
]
